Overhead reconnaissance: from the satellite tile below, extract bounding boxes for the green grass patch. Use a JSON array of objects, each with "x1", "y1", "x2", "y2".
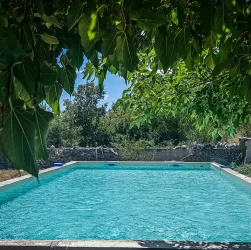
[{"x1": 234, "y1": 164, "x2": 251, "y2": 178}]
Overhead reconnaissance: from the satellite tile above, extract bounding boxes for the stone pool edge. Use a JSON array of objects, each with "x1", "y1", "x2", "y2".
[
  {"x1": 0, "y1": 161, "x2": 209, "y2": 190},
  {"x1": 0, "y1": 161, "x2": 77, "y2": 191},
  {"x1": 0, "y1": 240, "x2": 251, "y2": 250},
  {"x1": 1, "y1": 161, "x2": 251, "y2": 191},
  {"x1": 211, "y1": 162, "x2": 251, "y2": 185}
]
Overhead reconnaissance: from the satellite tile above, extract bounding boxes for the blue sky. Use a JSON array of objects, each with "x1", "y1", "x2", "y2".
[{"x1": 60, "y1": 70, "x2": 130, "y2": 110}]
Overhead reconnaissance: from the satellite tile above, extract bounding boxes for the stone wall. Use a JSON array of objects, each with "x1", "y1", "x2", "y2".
[
  {"x1": 0, "y1": 147, "x2": 121, "y2": 170},
  {"x1": 0, "y1": 145, "x2": 244, "y2": 169},
  {"x1": 115, "y1": 147, "x2": 191, "y2": 161},
  {"x1": 182, "y1": 146, "x2": 243, "y2": 165},
  {"x1": 143, "y1": 147, "x2": 191, "y2": 161}
]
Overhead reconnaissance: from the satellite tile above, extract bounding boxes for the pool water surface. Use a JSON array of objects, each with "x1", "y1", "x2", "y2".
[{"x1": 1, "y1": 164, "x2": 251, "y2": 242}]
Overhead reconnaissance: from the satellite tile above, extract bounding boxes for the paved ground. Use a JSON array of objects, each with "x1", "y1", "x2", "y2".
[{"x1": 0, "y1": 170, "x2": 27, "y2": 182}]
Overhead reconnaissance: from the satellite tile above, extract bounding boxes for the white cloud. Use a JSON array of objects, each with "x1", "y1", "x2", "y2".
[
  {"x1": 75, "y1": 69, "x2": 82, "y2": 74},
  {"x1": 104, "y1": 94, "x2": 109, "y2": 100}
]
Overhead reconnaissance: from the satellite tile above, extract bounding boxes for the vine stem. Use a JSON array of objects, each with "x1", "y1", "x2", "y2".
[{"x1": 8, "y1": 96, "x2": 13, "y2": 110}]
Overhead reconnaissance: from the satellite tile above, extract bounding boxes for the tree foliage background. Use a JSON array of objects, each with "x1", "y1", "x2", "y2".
[
  {"x1": 47, "y1": 83, "x2": 222, "y2": 149},
  {"x1": 0, "y1": 0, "x2": 251, "y2": 176}
]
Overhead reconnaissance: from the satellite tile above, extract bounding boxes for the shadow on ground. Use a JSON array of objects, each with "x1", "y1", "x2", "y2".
[{"x1": 137, "y1": 240, "x2": 251, "y2": 250}]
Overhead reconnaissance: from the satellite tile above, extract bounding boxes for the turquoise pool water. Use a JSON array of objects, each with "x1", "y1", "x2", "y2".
[{"x1": 1, "y1": 164, "x2": 251, "y2": 242}]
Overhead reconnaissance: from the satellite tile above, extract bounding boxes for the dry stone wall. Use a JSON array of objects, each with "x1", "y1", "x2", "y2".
[
  {"x1": 182, "y1": 146, "x2": 243, "y2": 165},
  {"x1": 0, "y1": 144, "x2": 244, "y2": 170}
]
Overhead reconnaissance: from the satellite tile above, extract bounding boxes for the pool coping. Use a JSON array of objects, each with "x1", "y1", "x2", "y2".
[
  {"x1": 211, "y1": 162, "x2": 251, "y2": 185},
  {"x1": 0, "y1": 161, "x2": 77, "y2": 190},
  {"x1": 1, "y1": 161, "x2": 251, "y2": 249},
  {"x1": 1, "y1": 161, "x2": 251, "y2": 190},
  {"x1": 0, "y1": 240, "x2": 251, "y2": 250}
]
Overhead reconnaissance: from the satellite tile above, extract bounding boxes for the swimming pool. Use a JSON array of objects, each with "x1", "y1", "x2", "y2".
[{"x1": 1, "y1": 162, "x2": 251, "y2": 242}]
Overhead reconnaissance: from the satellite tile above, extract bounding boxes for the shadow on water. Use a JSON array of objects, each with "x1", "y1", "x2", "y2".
[{"x1": 137, "y1": 240, "x2": 251, "y2": 250}]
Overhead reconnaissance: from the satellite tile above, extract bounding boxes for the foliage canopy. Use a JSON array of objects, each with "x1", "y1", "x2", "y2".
[
  {"x1": 0, "y1": 0, "x2": 251, "y2": 176},
  {"x1": 47, "y1": 83, "x2": 215, "y2": 149},
  {"x1": 118, "y1": 60, "x2": 251, "y2": 139},
  {"x1": 48, "y1": 82, "x2": 110, "y2": 147}
]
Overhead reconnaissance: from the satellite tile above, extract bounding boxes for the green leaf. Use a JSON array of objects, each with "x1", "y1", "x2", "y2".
[
  {"x1": 114, "y1": 14, "x2": 125, "y2": 31},
  {"x1": 130, "y1": 9, "x2": 165, "y2": 30},
  {"x1": 204, "y1": 115, "x2": 210, "y2": 125},
  {"x1": 124, "y1": 0, "x2": 141, "y2": 9},
  {"x1": 101, "y1": 31, "x2": 117, "y2": 57},
  {"x1": 108, "y1": 53, "x2": 119, "y2": 71},
  {"x1": 109, "y1": 64, "x2": 118, "y2": 74},
  {"x1": 67, "y1": 0, "x2": 86, "y2": 31},
  {"x1": 68, "y1": 35, "x2": 84, "y2": 69},
  {"x1": 45, "y1": 82, "x2": 62, "y2": 114},
  {"x1": 171, "y1": 10, "x2": 178, "y2": 25},
  {"x1": 35, "y1": 40, "x2": 51, "y2": 62},
  {"x1": 21, "y1": 24, "x2": 34, "y2": 52},
  {"x1": 87, "y1": 49, "x2": 99, "y2": 69},
  {"x1": 53, "y1": 0, "x2": 69, "y2": 10},
  {"x1": 119, "y1": 65, "x2": 128, "y2": 81},
  {"x1": 13, "y1": 57, "x2": 38, "y2": 96},
  {"x1": 82, "y1": 61, "x2": 96, "y2": 80},
  {"x1": 192, "y1": 39, "x2": 202, "y2": 54},
  {"x1": 229, "y1": 129, "x2": 235, "y2": 138},
  {"x1": 36, "y1": 82, "x2": 46, "y2": 104},
  {"x1": 60, "y1": 65, "x2": 76, "y2": 95},
  {"x1": 33, "y1": 105, "x2": 54, "y2": 160},
  {"x1": 116, "y1": 35, "x2": 139, "y2": 72},
  {"x1": 0, "y1": 16, "x2": 7, "y2": 27},
  {"x1": 224, "y1": 0, "x2": 238, "y2": 12},
  {"x1": 204, "y1": 30, "x2": 218, "y2": 49},
  {"x1": 60, "y1": 53, "x2": 71, "y2": 67},
  {"x1": 79, "y1": 12, "x2": 98, "y2": 51},
  {"x1": 0, "y1": 9, "x2": 7, "y2": 27},
  {"x1": 213, "y1": 8, "x2": 224, "y2": 35},
  {"x1": 40, "y1": 62, "x2": 58, "y2": 85},
  {"x1": 205, "y1": 54, "x2": 215, "y2": 70},
  {"x1": 97, "y1": 4, "x2": 106, "y2": 17},
  {"x1": 212, "y1": 58, "x2": 231, "y2": 76},
  {"x1": 152, "y1": 99, "x2": 159, "y2": 107},
  {"x1": 212, "y1": 129, "x2": 218, "y2": 140},
  {"x1": 40, "y1": 33, "x2": 59, "y2": 44},
  {"x1": 42, "y1": 14, "x2": 62, "y2": 29},
  {"x1": 177, "y1": 1, "x2": 186, "y2": 26},
  {"x1": 2, "y1": 100, "x2": 38, "y2": 178},
  {"x1": 14, "y1": 78, "x2": 31, "y2": 104},
  {"x1": 0, "y1": 70, "x2": 8, "y2": 103},
  {"x1": 176, "y1": 28, "x2": 189, "y2": 59},
  {"x1": 241, "y1": 76, "x2": 251, "y2": 102},
  {"x1": 200, "y1": 0, "x2": 215, "y2": 36},
  {"x1": 218, "y1": 38, "x2": 232, "y2": 59},
  {"x1": 218, "y1": 129, "x2": 224, "y2": 137},
  {"x1": 0, "y1": 27, "x2": 25, "y2": 64},
  {"x1": 154, "y1": 33, "x2": 170, "y2": 72},
  {"x1": 229, "y1": 63, "x2": 240, "y2": 78},
  {"x1": 98, "y1": 63, "x2": 108, "y2": 90}
]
